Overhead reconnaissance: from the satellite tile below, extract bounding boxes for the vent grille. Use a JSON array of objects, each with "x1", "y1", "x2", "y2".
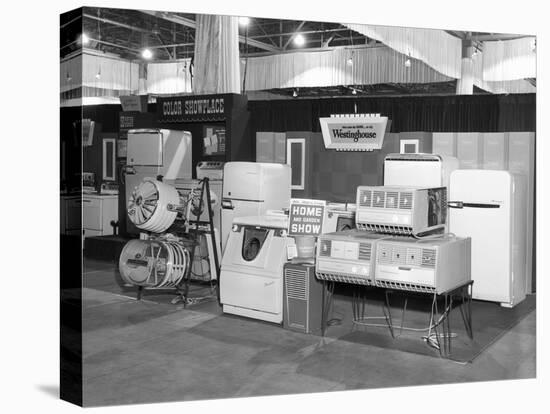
[
  {"x1": 391, "y1": 246, "x2": 407, "y2": 265},
  {"x1": 399, "y1": 192, "x2": 413, "y2": 209},
  {"x1": 375, "y1": 280, "x2": 435, "y2": 293},
  {"x1": 406, "y1": 248, "x2": 422, "y2": 267},
  {"x1": 421, "y1": 249, "x2": 437, "y2": 268},
  {"x1": 285, "y1": 268, "x2": 307, "y2": 300},
  {"x1": 319, "y1": 239, "x2": 332, "y2": 257},
  {"x1": 358, "y1": 190, "x2": 372, "y2": 207},
  {"x1": 385, "y1": 192, "x2": 399, "y2": 209},
  {"x1": 316, "y1": 271, "x2": 373, "y2": 286},
  {"x1": 373, "y1": 191, "x2": 385, "y2": 208},
  {"x1": 358, "y1": 243, "x2": 371, "y2": 261},
  {"x1": 377, "y1": 245, "x2": 392, "y2": 265},
  {"x1": 357, "y1": 222, "x2": 413, "y2": 235}
]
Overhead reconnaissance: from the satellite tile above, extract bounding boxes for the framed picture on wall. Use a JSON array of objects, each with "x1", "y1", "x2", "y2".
[
  {"x1": 203, "y1": 124, "x2": 226, "y2": 156},
  {"x1": 286, "y1": 138, "x2": 306, "y2": 190}
]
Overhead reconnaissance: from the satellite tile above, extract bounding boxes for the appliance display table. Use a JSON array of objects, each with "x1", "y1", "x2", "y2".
[{"x1": 319, "y1": 279, "x2": 474, "y2": 359}]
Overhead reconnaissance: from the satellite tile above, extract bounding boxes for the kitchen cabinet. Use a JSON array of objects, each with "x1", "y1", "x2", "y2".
[{"x1": 82, "y1": 194, "x2": 118, "y2": 238}]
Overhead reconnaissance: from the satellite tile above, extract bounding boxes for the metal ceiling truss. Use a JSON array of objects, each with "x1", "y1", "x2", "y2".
[{"x1": 62, "y1": 8, "x2": 536, "y2": 96}]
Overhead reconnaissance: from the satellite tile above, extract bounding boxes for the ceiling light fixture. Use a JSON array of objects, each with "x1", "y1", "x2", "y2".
[
  {"x1": 95, "y1": 67, "x2": 101, "y2": 79},
  {"x1": 405, "y1": 50, "x2": 412, "y2": 68},
  {"x1": 239, "y1": 16, "x2": 250, "y2": 26},
  {"x1": 81, "y1": 33, "x2": 89, "y2": 45},
  {"x1": 66, "y1": 72, "x2": 72, "y2": 82},
  {"x1": 292, "y1": 88, "x2": 298, "y2": 97},
  {"x1": 141, "y1": 48, "x2": 153, "y2": 60},
  {"x1": 351, "y1": 88, "x2": 357, "y2": 95},
  {"x1": 294, "y1": 34, "x2": 305, "y2": 47},
  {"x1": 347, "y1": 50, "x2": 354, "y2": 66}
]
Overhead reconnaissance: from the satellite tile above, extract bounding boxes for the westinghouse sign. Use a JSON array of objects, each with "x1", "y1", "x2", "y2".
[
  {"x1": 319, "y1": 114, "x2": 388, "y2": 151},
  {"x1": 157, "y1": 96, "x2": 227, "y2": 122}
]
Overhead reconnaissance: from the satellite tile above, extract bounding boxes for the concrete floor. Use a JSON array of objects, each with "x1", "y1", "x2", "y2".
[{"x1": 82, "y1": 259, "x2": 536, "y2": 407}]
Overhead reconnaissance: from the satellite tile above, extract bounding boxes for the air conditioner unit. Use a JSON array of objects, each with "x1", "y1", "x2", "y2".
[
  {"x1": 315, "y1": 230, "x2": 389, "y2": 285},
  {"x1": 283, "y1": 263, "x2": 324, "y2": 335},
  {"x1": 355, "y1": 186, "x2": 447, "y2": 236},
  {"x1": 374, "y1": 236, "x2": 471, "y2": 294},
  {"x1": 383, "y1": 153, "x2": 459, "y2": 190}
]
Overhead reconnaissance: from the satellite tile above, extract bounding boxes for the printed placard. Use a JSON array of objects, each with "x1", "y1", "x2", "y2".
[
  {"x1": 319, "y1": 115, "x2": 388, "y2": 151},
  {"x1": 288, "y1": 198, "x2": 326, "y2": 236}
]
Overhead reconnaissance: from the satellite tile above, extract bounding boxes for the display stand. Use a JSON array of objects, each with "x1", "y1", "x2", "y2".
[
  {"x1": 319, "y1": 280, "x2": 474, "y2": 359},
  {"x1": 383, "y1": 281, "x2": 474, "y2": 358}
]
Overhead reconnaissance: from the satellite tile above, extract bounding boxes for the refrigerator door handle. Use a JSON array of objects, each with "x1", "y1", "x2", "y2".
[
  {"x1": 221, "y1": 199, "x2": 234, "y2": 210},
  {"x1": 448, "y1": 201, "x2": 501, "y2": 209},
  {"x1": 447, "y1": 201, "x2": 464, "y2": 209}
]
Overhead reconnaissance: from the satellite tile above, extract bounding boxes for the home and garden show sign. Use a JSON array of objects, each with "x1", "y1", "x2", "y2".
[{"x1": 288, "y1": 198, "x2": 326, "y2": 236}]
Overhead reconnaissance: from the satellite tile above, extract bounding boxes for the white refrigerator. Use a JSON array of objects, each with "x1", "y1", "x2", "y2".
[
  {"x1": 125, "y1": 129, "x2": 192, "y2": 235},
  {"x1": 449, "y1": 170, "x2": 526, "y2": 307},
  {"x1": 221, "y1": 162, "x2": 291, "y2": 252}
]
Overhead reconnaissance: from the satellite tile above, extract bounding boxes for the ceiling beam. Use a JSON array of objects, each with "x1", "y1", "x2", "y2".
[
  {"x1": 83, "y1": 13, "x2": 152, "y2": 35},
  {"x1": 140, "y1": 10, "x2": 280, "y2": 53},
  {"x1": 249, "y1": 27, "x2": 354, "y2": 40},
  {"x1": 88, "y1": 38, "x2": 140, "y2": 53},
  {"x1": 245, "y1": 42, "x2": 385, "y2": 57},
  {"x1": 251, "y1": 20, "x2": 279, "y2": 48}
]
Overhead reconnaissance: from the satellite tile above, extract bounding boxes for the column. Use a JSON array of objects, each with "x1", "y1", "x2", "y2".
[{"x1": 456, "y1": 39, "x2": 474, "y2": 95}]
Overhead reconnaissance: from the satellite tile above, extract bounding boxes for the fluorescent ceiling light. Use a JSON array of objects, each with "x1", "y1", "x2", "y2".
[
  {"x1": 141, "y1": 48, "x2": 153, "y2": 60},
  {"x1": 294, "y1": 34, "x2": 305, "y2": 46}
]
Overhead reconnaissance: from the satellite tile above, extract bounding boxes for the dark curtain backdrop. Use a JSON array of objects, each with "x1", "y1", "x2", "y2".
[{"x1": 249, "y1": 93, "x2": 535, "y2": 134}]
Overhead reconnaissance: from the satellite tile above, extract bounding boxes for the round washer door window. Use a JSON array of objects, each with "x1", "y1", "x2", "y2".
[
  {"x1": 243, "y1": 237, "x2": 261, "y2": 261},
  {"x1": 241, "y1": 228, "x2": 269, "y2": 262}
]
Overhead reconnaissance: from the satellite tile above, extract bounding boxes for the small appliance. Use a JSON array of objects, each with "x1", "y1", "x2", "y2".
[
  {"x1": 316, "y1": 230, "x2": 389, "y2": 285},
  {"x1": 355, "y1": 186, "x2": 447, "y2": 236},
  {"x1": 220, "y1": 213, "x2": 295, "y2": 324},
  {"x1": 322, "y1": 202, "x2": 356, "y2": 233},
  {"x1": 196, "y1": 161, "x2": 225, "y2": 180},
  {"x1": 375, "y1": 235, "x2": 471, "y2": 294}
]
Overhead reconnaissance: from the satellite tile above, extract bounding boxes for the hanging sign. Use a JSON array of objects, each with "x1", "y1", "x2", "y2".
[
  {"x1": 288, "y1": 198, "x2": 326, "y2": 237},
  {"x1": 157, "y1": 95, "x2": 228, "y2": 123},
  {"x1": 319, "y1": 114, "x2": 388, "y2": 151}
]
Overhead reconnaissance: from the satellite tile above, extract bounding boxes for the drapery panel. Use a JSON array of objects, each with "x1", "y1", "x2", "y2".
[
  {"x1": 345, "y1": 24, "x2": 462, "y2": 79},
  {"x1": 242, "y1": 46, "x2": 452, "y2": 91},
  {"x1": 193, "y1": 14, "x2": 240, "y2": 94},
  {"x1": 471, "y1": 51, "x2": 535, "y2": 94},
  {"x1": 146, "y1": 59, "x2": 193, "y2": 94},
  {"x1": 60, "y1": 52, "x2": 139, "y2": 94},
  {"x1": 249, "y1": 94, "x2": 535, "y2": 134},
  {"x1": 482, "y1": 37, "x2": 536, "y2": 81}
]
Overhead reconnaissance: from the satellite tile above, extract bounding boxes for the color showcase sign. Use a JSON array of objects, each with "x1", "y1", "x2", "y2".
[{"x1": 157, "y1": 95, "x2": 228, "y2": 122}]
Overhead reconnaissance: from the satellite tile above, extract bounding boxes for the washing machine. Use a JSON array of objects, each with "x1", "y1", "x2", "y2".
[{"x1": 220, "y1": 213, "x2": 295, "y2": 324}]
